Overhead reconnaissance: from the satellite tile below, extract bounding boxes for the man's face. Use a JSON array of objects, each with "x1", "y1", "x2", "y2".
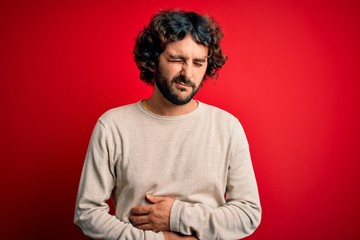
[{"x1": 154, "y1": 34, "x2": 208, "y2": 105}]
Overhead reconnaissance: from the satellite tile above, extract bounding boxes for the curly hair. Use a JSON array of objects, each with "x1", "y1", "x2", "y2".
[{"x1": 133, "y1": 10, "x2": 227, "y2": 84}]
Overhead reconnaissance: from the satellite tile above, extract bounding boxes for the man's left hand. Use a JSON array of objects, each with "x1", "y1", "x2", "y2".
[{"x1": 129, "y1": 195, "x2": 175, "y2": 232}]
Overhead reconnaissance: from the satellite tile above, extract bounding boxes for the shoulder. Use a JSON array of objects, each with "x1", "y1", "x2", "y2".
[
  {"x1": 98, "y1": 102, "x2": 141, "y2": 126},
  {"x1": 199, "y1": 102, "x2": 247, "y2": 137},
  {"x1": 201, "y1": 103, "x2": 250, "y2": 147},
  {"x1": 200, "y1": 102, "x2": 239, "y2": 124}
]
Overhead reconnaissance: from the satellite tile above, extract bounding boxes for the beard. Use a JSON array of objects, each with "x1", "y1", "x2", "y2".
[{"x1": 154, "y1": 68, "x2": 203, "y2": 105}]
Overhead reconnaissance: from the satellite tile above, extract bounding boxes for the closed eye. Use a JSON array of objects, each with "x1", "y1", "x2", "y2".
[{"x1": 169, "y1": 59, "x2": 183, "y2": 63}]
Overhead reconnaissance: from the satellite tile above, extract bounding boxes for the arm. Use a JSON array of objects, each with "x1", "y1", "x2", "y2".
[
  {"x1": 74, "y1": 120, "x2": 163, "y2": 240},
  {"x1": 163, "y1": 231, "x2": 198, "y2": 240}
]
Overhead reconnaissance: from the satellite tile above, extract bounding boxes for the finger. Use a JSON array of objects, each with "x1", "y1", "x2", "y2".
[
  {"x1": 135, "y1": 223, "x2": 155, "y2": 231},
  {"x1": 146, "y1": 194, "x2": 165, "y2": 204},
  {"x1": 130, "y1": 206, "x2": 151, "y2": 215},
  {"x1": 129, "y1": 214, "x2": 149, "y2": 226}
]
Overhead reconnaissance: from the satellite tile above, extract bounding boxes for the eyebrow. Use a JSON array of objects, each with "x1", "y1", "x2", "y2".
[{"x1": 168, "y1": 54, "x2": 207, "y2": 62}]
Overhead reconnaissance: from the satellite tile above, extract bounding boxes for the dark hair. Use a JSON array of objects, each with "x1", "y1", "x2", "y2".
[{"x1": 133, "y1": 10, "x2": 227, "y2": 84}]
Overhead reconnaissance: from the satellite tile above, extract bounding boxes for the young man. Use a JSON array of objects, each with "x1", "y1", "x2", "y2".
[{"x1": 74, "y1": 10, "x2": 261, "y2": 240}]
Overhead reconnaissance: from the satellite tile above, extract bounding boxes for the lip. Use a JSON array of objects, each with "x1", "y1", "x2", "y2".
[{"x1": 175, "y1": 80, "x2": 191, "y2": 87}]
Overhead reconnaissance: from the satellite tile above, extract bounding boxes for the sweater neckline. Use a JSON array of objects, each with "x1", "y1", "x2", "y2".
[{"x1": 137, "y1": 100, "x2": 203, "y2": 121}]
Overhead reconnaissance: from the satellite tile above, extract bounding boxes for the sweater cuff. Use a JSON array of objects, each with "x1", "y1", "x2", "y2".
[
  {"x1": 169, "y1": 199, "x2": 183, "y2": 232},
  {"x1": 154, "y1": 231, "x2": 165, "y2": 240}
]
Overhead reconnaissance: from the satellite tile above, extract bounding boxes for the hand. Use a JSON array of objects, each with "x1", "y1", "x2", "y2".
[
  {"x1": 129, "y1": 195, "x2": 175, "y2": 232},
  {"x1": 163, "y1": 231, "x2": 198, "y2": 240}
]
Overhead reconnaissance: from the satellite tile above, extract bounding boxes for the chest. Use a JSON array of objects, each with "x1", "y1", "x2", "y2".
[{"x1": 115, "y1": 123, "x2": 232, "y2": 199}]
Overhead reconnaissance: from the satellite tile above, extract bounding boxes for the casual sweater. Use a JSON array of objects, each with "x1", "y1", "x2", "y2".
[{"x1": 74, "y1": 101, "x2": 261, "y2": 240}]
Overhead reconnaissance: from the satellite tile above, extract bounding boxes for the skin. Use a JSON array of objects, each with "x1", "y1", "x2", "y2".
[
  {"x1": 129, "y1": 34, "x2": 209, "y2": 239},
  {"x1": 146, "y1": 34, "x2": 208, "y2": 116}
]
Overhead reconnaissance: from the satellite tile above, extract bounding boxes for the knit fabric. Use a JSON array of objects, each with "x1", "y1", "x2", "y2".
[{"x1": 74, "y1": 101, "x2": 261, "y2": 239}]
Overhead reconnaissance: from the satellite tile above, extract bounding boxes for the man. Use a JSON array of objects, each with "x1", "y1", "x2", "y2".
[{"x1": 74, "y1": 10, "x2": 261, "y2": 240}]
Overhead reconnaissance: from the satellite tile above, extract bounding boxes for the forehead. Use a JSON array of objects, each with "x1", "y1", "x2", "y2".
[{"x1": 163, "y1": 35, "x2": 208, "y2": 58}]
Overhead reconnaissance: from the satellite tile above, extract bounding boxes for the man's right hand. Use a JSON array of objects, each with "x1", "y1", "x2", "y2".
[{"x1": 163, "y1": 231, "x2": 198, "y2": 240}]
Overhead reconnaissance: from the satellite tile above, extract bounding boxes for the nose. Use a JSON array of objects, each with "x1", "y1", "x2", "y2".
[{"x1": 181, "y1": 63, "x2": 193, "y2": 81}]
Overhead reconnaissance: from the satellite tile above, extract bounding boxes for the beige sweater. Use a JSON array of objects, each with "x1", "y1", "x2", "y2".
[{"x1": 74, "y1": 101, "x2": 261, "y2": 240}]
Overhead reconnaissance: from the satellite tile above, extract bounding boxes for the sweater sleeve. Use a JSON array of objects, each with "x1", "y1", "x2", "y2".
[
  {"x1": 74, "y1": 120, "x2": 164, "y2": 240},
  {"x1": 169, "y1": 120, "x2": 261, "y2": 239}
]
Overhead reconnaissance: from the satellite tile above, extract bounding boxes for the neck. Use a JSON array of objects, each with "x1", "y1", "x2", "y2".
[{"x1": 146, "y1": 89, "x2": 198, "y2": 116}]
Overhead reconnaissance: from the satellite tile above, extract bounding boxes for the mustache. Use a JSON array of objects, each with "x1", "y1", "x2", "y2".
[{"x1": 172, "y1": 75, "x2": 195, "y2": 87}]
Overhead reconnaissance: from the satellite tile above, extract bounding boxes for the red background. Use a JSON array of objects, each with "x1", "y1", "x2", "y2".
[{"x1": 1, "y1": 0, "x2": 359, "y2": 239}]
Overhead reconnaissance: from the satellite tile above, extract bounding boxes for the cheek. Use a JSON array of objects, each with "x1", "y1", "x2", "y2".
[
  {"x1": 159, "y1": 63, "x2": 181, "y2": 79},
  {"x1": 195, "y1": 67, "x2": 207, "y2": 80}
]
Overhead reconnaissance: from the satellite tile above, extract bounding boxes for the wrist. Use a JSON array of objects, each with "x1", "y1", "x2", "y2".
[{"x1": 162, "y1": 231, "x2": 171, "y2": 240}]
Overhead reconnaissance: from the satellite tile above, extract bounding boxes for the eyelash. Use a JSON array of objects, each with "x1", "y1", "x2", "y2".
[{"x1": 169, "y1": 60, "x2": 203, "y2": 67}]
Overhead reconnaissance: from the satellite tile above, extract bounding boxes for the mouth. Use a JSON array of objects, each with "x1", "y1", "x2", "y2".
[
  {"x1": 174, "y1": 81, "x2": 192, "y2": 93},
  {"x1": 174, "y1": 78, "x2": 194, "y2": 88},
  {"x1": 175, "y1": 81, "x2": 190, "y2": 87}
]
